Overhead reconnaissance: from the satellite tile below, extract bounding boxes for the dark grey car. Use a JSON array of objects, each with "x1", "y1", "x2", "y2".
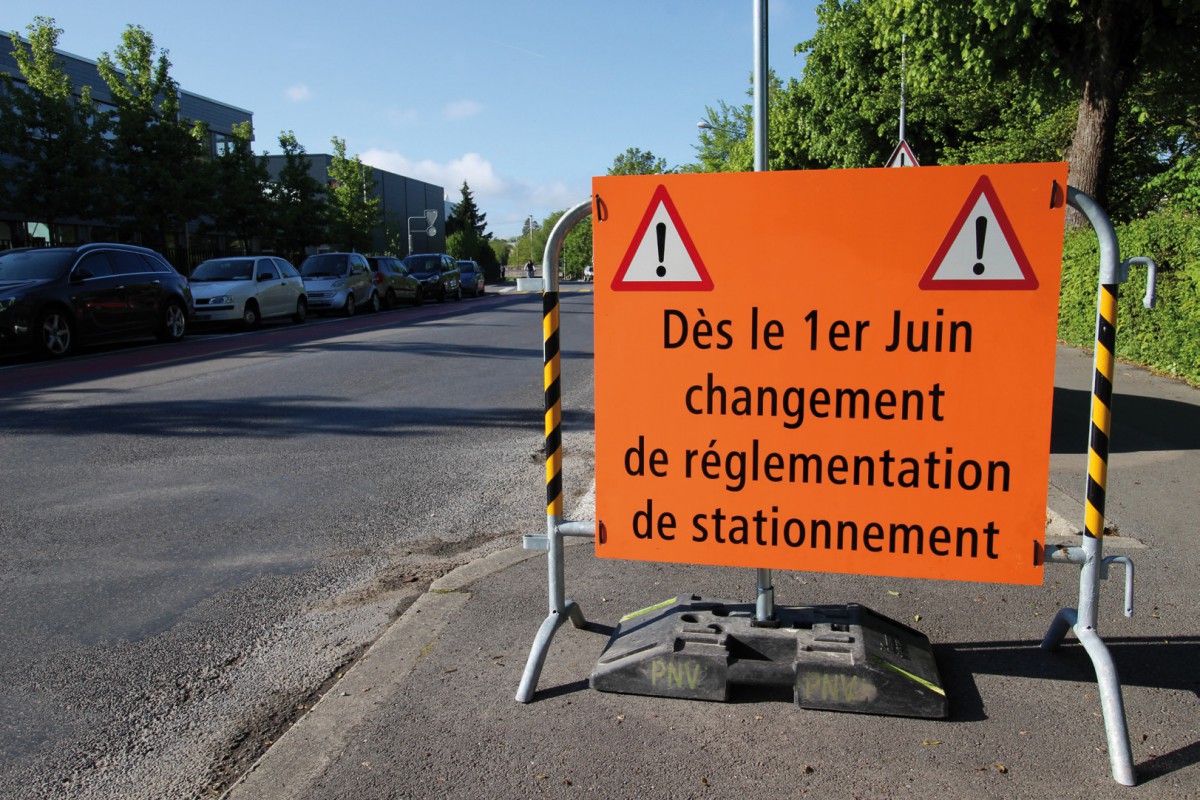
[
  {"x1": 0, "y1": 243, "x2": 191, "y2": 358},
  {"x1": 402, "y1": 253, "x2": 461, "y2": 303}
]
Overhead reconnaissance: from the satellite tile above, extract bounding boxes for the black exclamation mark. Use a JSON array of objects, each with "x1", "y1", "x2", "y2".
[
  {"x1": 655, "y1": 222, "x2": 667, "y2": 278},
  {"x1": 973, "y1": 216, "x2": 987, "y2": 275}
]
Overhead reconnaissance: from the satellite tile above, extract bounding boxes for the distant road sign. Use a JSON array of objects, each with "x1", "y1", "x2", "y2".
[
  {"x1": 592, "y1": 164, "x2": 1068, "y2": 585},
  {"x1": 885, "y1": 140, "x2": 920, "y2": 168}
]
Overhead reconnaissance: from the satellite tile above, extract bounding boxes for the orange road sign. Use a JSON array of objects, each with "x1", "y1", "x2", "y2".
[{"x1": 592, "y1": 164, "x2": 1068, "y2": 585}]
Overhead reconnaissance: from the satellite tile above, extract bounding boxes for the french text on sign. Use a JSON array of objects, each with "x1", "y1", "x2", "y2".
[{"x1": 593, "y1": 164, "x2": 1068, "y2": 585}]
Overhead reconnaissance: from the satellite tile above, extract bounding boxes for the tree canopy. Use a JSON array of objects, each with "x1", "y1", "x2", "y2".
[
  {"x1": 96, "y1": 25, "x2": 211, "y2": 249},
  {"x1": 325, "y1": 136, "x2": 380, "y2": 252},
  {"x1": 0, "y1": 17, "x2": 107, "y2": 243},
  {"x1": 690, "y1": 0, "x2": 1200, "y2": 221}
]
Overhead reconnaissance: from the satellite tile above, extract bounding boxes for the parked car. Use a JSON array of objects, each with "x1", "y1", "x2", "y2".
[
  {"x1": 366, "y1": 256, "x2": 423, "y2": 308},
  {"x1": 0, "y1": 242, "x2": 191, "y2": 359},
  {"x1": 190, "y1": 256, "x2": 307, "y2": 328},
  {"x1": 402, "y1": 253, "x2": 461, "y2": 303},
  {"x1": 456, "y1": 260, "x2": 486, "y2": 297},
  {"x1": 299, "y1": 252, "x2": 379, "y2": 316}
]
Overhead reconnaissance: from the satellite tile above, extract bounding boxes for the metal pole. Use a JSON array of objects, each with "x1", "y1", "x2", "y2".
[
  {"x1": 751, "y1": 0, "x2": 775, "y2": 623},
  {"x1": 753, "y1": 0, "x2": 768, "y2": 174},
  {"x1": 899, "y1": 34, "x2": 907, "y2": 143},
  {"x1": 516, "y1": 198, "x2": 593, "y2": 703}
]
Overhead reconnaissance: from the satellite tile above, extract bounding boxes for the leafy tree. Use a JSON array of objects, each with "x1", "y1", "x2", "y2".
[
  {"x1": 446, "y1": 180, "x2": 500, "y2": 275},
  {"x1": 325, "y1": 135, "x2": 380, "y2": 252},
  {"x1": 608, "y1": 147, "x2": 673, "y2": 176},
  {"x1": 270, "y1": 130, "x2": 327, "y2": 262},
  {"x1": 209, "y1": 121, "x2": 271, "y2": 252},
  {"x1": 489, "y1": 238, "x2": 510, "y2": 267},
  {"x1": 0, "y1": 17, "x2": 108, "y2": 244},
  {"x1": 447, "y1": 180, "x2": 487, "y2": 237},
  {"x1": 692, "y1": 72, "x2": 799, "y2": 172},
  {"x1": 559, "y1": 216, "x2": 592, "y2": 280},
  {"x1": 446, "y1": 229, "x2": 479, "y2": 260},
  {"x1": 97, "y1": 25, "x2": 213, "y2": 250},
  {"x1": 511, "y1": 217, "x2": 542, "y2": 266},
  {"x1": 870, "y1": 0, "x2": 1200, "y2": 214}
]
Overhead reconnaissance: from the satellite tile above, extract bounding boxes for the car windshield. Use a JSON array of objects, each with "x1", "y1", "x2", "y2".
[
  {"x1": 0, "y1": 249, "x2": 75, "y2": 281},
  {"x1": 301, "y1": 254, "x2": 347, "y2": 277},
  {"x1": 403, "y1": 255, "x2": 440, "y2": 274},
  {"x1": 192, "y1": 259, "x2": 255, "y2": 281},
  {"x1": 457, "y1": 263, "x2": 475, "y2": 274}
]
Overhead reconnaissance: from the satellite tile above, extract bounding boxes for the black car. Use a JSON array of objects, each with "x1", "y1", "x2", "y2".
[
  {"x1": 0, "y1": 243, "x2": 192, "y2": 358},
  {"x1": 402, "y1": 253, "x2": 461, "y2": 303}
]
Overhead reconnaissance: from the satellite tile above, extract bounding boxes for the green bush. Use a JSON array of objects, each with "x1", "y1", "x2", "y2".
[{"x1": 1058, "y1": 206, "x2": 1200, "y2": 385}]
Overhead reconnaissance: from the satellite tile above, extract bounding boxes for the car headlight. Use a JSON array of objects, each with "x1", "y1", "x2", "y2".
[
  {"x1": 210, "y1": 295, "x2": 234, "y2": 305},
  {"x1": 332, "y1": 279, "x2": 348, "y2": 289}
]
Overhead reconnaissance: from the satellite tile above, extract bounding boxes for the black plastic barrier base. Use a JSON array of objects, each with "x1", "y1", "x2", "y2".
[{"x1": 590, "y1": 596, "x2": 948, "y2": 719}]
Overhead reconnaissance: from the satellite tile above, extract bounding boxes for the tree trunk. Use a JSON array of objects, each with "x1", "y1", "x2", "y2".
[
  {"x1": 1066, "y1": 70, "x2": 1120, "y2": 225},
  {"x1": 1065, "y1": 0, "x2": 1140, "y2": 225}
]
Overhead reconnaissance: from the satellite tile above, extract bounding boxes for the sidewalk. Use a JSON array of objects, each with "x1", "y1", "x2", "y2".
[{"x1": 225, "y1": 350, "x2": 1199, "y2": 799}]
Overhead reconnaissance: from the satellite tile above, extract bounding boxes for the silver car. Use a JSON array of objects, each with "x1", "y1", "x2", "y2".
[
  {"x1": 300, "y1": 253, "x2": 380, "y2": 316},
  {"x1": 190, "y1": 256, "x2": 307, "y2": 328}
]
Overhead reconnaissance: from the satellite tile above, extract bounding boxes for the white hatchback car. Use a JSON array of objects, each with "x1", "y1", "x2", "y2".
[{"x1": 190, "y1": 256, "x2": 307, "y2": 328}]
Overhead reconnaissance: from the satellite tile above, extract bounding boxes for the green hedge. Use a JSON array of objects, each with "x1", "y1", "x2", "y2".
[{"x1": 1058, "y1": 206, "x2": 1200, "y2": 385}]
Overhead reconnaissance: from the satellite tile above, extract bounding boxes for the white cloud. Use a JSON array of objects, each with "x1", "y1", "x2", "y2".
[
  {"x1": 361, "y1": 149, "x2": 504, "y2": 195},
  {"x1": 444, "y1": 99, "x2": 483, "y2": 121},
  {"x1": 358, "y1": 148, "x2": 589, "y2": 238},
  {"x1": 285, "y1": 84, "x2": 312, "y2": 102}
]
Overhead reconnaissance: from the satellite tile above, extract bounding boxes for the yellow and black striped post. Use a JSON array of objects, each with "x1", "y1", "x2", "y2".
[
  {"x1": 1084, "y1": 283, "x2": 1118, "y2": 543},
  {"x1": 543, "y1": 288, "x2": 563, "y2": 519},
  {"x1": 516, "y1": 200, "x2": 592, "y2": 704}
]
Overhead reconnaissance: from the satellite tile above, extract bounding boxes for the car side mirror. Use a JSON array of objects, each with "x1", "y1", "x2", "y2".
[{"x1": 70, "y1": 268, "x2": 92, "y2": 283}]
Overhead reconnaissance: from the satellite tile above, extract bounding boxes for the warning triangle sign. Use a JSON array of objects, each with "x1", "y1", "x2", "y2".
[
  {"x1": 920, "y1": 175, "x2": 1038, "y2": 290},
  {"x1": 885, "y1": 140, "x2": 919, "y2": 168},
  {"x1": 611, "y1": 184, "x2": 713, "y2": 291}
]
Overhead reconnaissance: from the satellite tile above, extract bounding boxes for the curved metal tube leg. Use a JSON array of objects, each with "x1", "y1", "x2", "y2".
[
  {"x1": 515, "y1": 600, "x2": 582, "y2": 704},
  {"x1": 1041, "y1": 607, "x2": 1077, "y2": 651},
  {"x1": 1076, "y1": 625, "x2": 1137, "y2": 786}
]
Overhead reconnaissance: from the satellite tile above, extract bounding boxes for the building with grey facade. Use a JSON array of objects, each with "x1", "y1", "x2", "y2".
[{"x1": 263, "y1": 155, "x2": 446, "y2": 257}]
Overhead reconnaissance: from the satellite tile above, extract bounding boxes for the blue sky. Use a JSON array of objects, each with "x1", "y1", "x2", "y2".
[{"x1": 7, "y1": 1, "x2": 820, "y2": 238}]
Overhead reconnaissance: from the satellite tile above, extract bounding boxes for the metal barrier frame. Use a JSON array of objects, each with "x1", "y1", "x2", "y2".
[
  {"x1": 516, "y1": 199, "x2": 594, "y2": 704},
  {"x1": 516, "y1": 188, "x2": 1158, "y2": 788},
  {"x1": 1041, "y1": 187, "x2": 1156, "y2": 787}
]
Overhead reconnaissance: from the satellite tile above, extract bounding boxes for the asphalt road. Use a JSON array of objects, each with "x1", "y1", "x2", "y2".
[{"x1": 0, "y1": 286, "x2": 597, "y2": 799}]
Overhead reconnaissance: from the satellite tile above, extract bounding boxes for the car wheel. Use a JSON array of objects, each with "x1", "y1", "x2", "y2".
[
  {"x1": 369, "y1": 291, "x2": 382, "y2": 313},
  {"x1": 413, "y1": 287, "x2": 424, "y2": 307},
  {"x1": 384, "y1": 289, "x2": 396, "y2": 310},
  {"x1": 292, "y1": 297, "x2": 308, "y2": 324},
  {"x1": 34, "y1": 308, "x2": 74, "y2": 358},
  {"x1": 455, "y1": 285, "x2": 463, "y2": 301},
  {"x1": 343, "y1": 294, "x2": 357, "y2": 316},
  {"x1": 241, "y1": 300, "x2": 261, "y2": 330},
  {"x1": 157, "y1": 300, "x2": 187, "y2": 342}
]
